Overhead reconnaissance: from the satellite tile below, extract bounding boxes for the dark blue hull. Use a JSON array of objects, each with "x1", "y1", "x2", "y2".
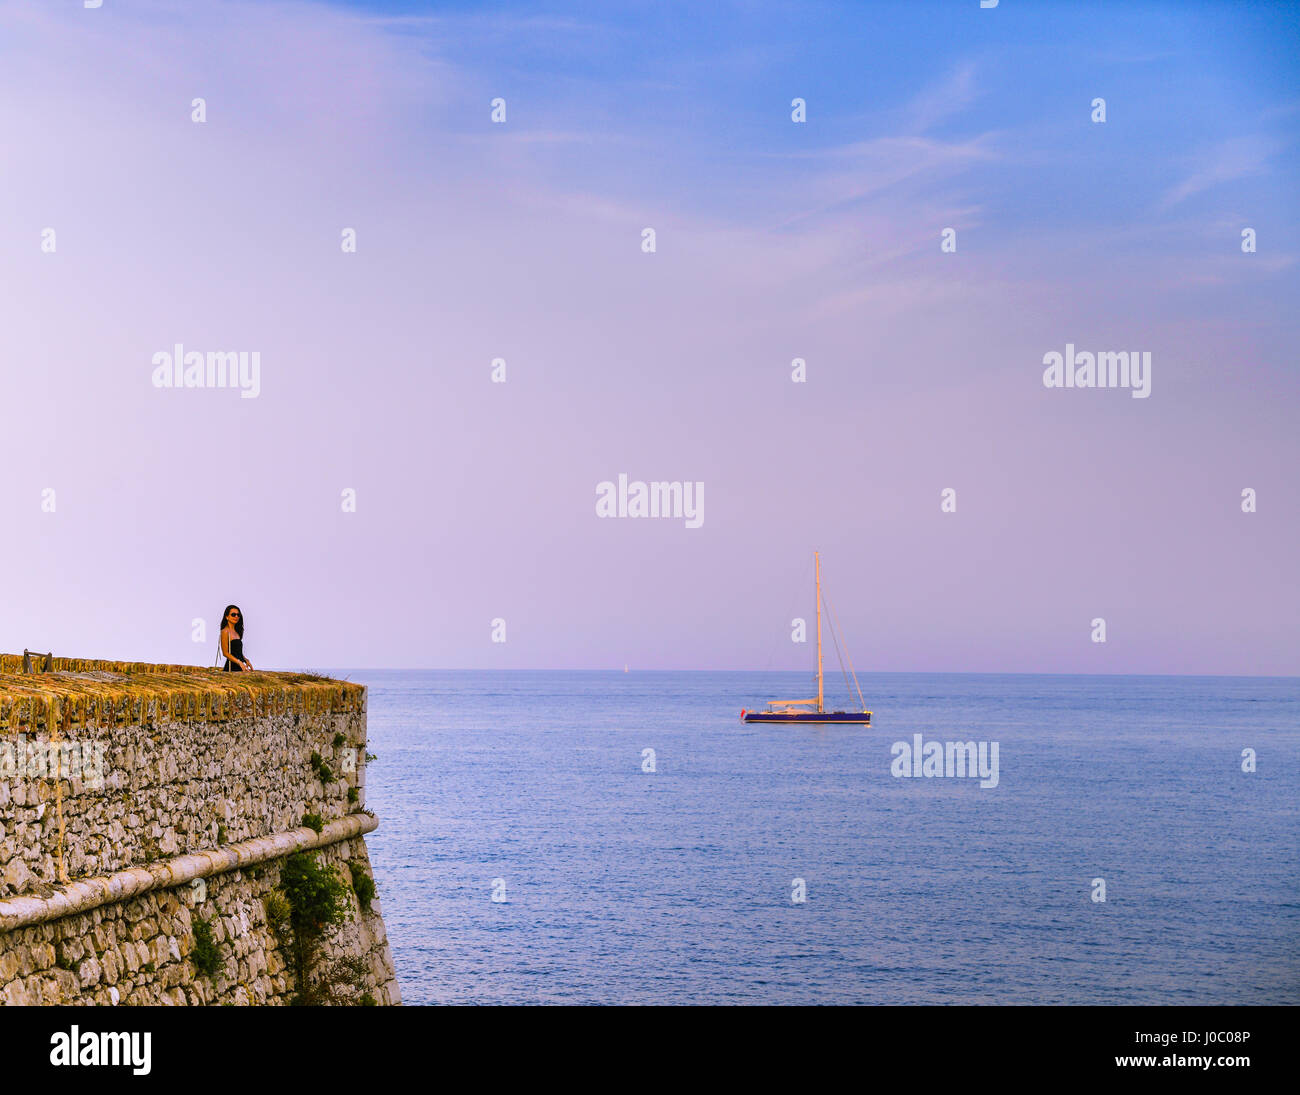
[{"x1": 743, "y1": 711, "x2": 871, "y2": 725}]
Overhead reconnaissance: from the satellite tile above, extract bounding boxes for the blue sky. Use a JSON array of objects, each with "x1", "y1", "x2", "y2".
[
  {"x1": 1, "y1": 0, "x2": 1297, "y2": 673},
  {"x1": 307, "y1": 0, "x2": 1300, "y2": 223},
  {"x1": 292, "y1": 0, "x2": 1300, "y2": 352}
]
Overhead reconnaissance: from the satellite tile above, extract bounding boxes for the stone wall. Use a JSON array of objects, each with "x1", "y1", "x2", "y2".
[{"x1": 0, "y1": 658, "x2": 399, "y2": 1005}]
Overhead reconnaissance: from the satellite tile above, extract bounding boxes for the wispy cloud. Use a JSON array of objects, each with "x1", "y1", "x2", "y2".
[
  {"x1": 1160, "y1": 135, "x2": 1278, "y2": 208},
  {"x1": 769, "y1": 133, "x2": 998, "y2": 230},
  {"x1": 906, "y1": 62, "x2": 980, "y2": 133}
]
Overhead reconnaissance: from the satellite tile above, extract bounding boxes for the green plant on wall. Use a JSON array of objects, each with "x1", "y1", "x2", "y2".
[
  {"x1": 264, "y1": 889, "x2": 291, "y2": 937},
  {"x1": 309, "y1": 749, "x2": 335, "y2": 784},
  {"x1": 191, "y1": 915, "x2": 222, "y2": 978},
  {"x1": 348, "y1": 861, "x2": 377, "y2": 912},
  {"x1": 273, "y1": 852, "x2": 369, "y2": 1005}
]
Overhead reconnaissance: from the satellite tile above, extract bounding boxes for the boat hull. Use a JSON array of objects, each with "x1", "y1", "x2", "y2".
[{"x1": 743, "y1": 711, "x2": 871, "y2": 725}]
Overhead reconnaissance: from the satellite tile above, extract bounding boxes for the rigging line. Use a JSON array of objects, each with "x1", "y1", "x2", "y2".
[
  {"x1": 824, "y1": 588, "x2": 868, "y2": 713},
  {"x1": 821, "y1": 588, "x2": 854, "y2": 703}
]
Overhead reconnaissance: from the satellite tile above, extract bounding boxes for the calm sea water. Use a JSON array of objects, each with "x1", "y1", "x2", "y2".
[{"x1": 329, "y1": 670, "x2": 1299, "y2": 1005}]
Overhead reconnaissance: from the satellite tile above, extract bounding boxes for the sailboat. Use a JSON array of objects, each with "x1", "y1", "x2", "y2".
[{"x1": 741, "y1": 551, "x2": 872, "y2": 725}]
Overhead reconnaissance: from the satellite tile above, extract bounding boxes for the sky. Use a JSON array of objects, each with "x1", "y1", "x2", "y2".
[{"x1": 0, "y1": 0, "x2": 1297, "y2": 674}]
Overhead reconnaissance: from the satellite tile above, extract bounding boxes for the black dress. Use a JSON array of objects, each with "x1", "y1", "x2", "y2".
[{"x1": 223, "y1": 636, "x2": 246, "y2": 672}]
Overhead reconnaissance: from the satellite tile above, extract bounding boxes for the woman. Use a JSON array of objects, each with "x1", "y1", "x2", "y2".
[{"x1": 219, "y1": 605, "x2": 254, "y2": 672}]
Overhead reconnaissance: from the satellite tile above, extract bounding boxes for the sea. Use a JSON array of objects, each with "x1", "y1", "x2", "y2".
[{"x1": 326, "y1": 670, "x2": 1299, "y2": 1005}]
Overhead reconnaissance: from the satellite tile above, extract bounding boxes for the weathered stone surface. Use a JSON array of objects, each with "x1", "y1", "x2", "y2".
[
  {"x1": 0, "y1": 672, "x2": 366, "y2": 899},
  {"x1": 0, "y1": 664, "x2": 397, "y2": 1006},
  {"x1": 0, "y1": 837, "x2": 398, "y2": 1006}
]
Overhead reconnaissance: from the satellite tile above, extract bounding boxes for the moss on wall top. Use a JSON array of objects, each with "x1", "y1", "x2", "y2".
[{"x1": 0, "y1": 655, "x2": 364, "y2": 733}]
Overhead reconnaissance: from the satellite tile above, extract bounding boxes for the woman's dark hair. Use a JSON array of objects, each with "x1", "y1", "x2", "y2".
[{"x1": 221, "y1": 605, "x2": 245, "y2": 639}]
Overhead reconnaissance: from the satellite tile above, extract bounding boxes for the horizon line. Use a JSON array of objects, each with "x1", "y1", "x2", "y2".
[{"x1": 292, "y1": 667, "x2": 1300, "y2": 681}]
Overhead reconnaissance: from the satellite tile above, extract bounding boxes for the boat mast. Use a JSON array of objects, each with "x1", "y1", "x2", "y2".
[{"x1": 815, "y1": 550, "x2": 824, "y2": 714}]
